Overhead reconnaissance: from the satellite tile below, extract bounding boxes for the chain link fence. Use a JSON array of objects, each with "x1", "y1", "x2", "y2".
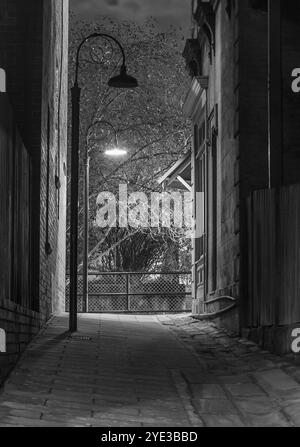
[{"x1": 66, "y1": 272, "x2": 192, "y2": 313}]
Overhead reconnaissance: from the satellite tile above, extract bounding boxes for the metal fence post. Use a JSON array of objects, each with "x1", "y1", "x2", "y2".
[
  {"x1": 86, "y1": 274, "x2": 89, "y2": 313},
  {"x1": 126, "y1": 273, "x2": 130, "y2": 311}
]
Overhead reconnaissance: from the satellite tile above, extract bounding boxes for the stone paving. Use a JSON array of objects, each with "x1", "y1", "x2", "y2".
[{"x1": 0, "y1": 313, "x2": 300, "y2": 427}]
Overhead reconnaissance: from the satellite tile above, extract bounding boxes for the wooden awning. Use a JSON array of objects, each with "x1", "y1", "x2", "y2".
[{"x1": 158, "y1": 151, "x2": 192, "y2": 191}]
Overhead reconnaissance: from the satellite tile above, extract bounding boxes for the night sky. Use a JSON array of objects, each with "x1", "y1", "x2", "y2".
[{"x1": 71, "y1": 0, "x2": 191, "y2": 35}]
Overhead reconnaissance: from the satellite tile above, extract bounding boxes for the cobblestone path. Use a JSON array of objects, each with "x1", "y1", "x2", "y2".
[{"x1": 0, "y1": 313, "x2": 300, "y2": 427}]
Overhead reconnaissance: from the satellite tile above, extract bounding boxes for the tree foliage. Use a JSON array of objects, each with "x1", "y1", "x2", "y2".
[{"x1": 68, "y1": 13, "x2": 192, "y2": 272}]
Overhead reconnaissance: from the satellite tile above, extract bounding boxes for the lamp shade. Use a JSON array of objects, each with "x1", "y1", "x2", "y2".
[{"x1": 108, "y1": 65, "x2": 138, "y2": 89}]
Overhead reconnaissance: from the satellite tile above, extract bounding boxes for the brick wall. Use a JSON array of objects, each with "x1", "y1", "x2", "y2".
[
  {"x1": 0, "y1": 299, "x2": 41, "y2": 382},
  {"x1": 0, "y1": 0, "x2": 68, "y2": 384}
]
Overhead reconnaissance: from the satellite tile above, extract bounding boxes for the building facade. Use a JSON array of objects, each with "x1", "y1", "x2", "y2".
[
  {"x1": 0, "y1": 0, "x2": 68, "y2": 381},
  {"x1": 162, "y1": 0, "x2": 300, "y2": 353}
]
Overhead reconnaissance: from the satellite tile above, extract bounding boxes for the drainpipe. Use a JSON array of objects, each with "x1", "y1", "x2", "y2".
[{"x1": 198, "y1": 76, "x2": 209, "y2": 299}]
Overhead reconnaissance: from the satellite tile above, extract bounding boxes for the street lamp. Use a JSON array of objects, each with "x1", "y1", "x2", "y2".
[
  {"x1": 70, "y1": 33, "x2": 138, "y2": 332},
  {"x1": 103, "y1": 122, "x2": 128, "y2": 157},
  {"x1": 82, "y1": 120, "x2": 127, "y2": 314},
  {"x1": 105, "y1": 147, "x2": 128, "y2": 157}
]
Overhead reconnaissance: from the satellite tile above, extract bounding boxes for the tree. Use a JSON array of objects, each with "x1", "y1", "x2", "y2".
[{"x1": 68, "y1": 13, "x2": 192, "y2": 272}]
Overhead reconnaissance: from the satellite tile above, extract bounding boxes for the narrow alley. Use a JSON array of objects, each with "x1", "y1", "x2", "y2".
[
  {"x1": 1, "y1": 0, "x2": 300, "y2": 431},
  {"x1": 0, "y1": 314, "x2": 300, "y2": 427}
]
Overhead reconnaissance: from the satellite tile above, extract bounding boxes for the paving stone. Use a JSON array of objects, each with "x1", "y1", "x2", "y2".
[
  {"x1": 245, "y1": 412, "x2": 290, "y2": 427},
  {"x1": 247, "y1": 360, "x2": 277, "y2": 370},
  {"x1": 193, "y1": 398, "x2": 238, "y2": 414},
  {"x1": 254, "y1": 369, "x2": 300, "y2": 392},
  {"x1": 0, "y1": 416, "x2": 64, "y2": 427},
  {"x1": 190, "y1": 384, "x2": 227, "y2": 399},
  {"x1": 0, "y1": 393, "x2": 47, "y2": 406},
  {"x1": 180, "y1": 370, "x2": 215, "y2": 384},
  {"x1": 217, "y1": 374, "x2": 253, "y2": 384},
  {"x1": 201, "y1": 414, "x2": 245, "y2": 427},
  {"x1": 234, "y1": 396, "x2": 277, "y2": 415},
  {"x1": 225, "y1": 383, "x2": 265, "y2": 397},
  {"x1": 5, "y1": 408, "x2": 43, "y2": 419},
  {"x1": 40, "y1": 413, "x2": 93, "y2": 426},
  {"x1": 91, "y1": 418, "x2": 143, "y2": 427},
  {"x1": 282, "y1": 401, "x2": 300, "y2": 426},
  {"x1": 0, "y1": 401, "x2": 46, "y2": 413},
  {"x1": 46, "y1": 399, "x2": 93, "y2": 411},
  {"x1": 282, "y1": 393, "x2": 300, "y2": 408}
]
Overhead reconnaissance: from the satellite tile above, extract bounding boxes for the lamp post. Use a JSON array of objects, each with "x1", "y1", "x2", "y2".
[
  {"x1": 70, "y1": 33, "x2": 138, "y2": 333},
  {"x1": 82, "y1": 120, "x2": 127, "y2": 314}
]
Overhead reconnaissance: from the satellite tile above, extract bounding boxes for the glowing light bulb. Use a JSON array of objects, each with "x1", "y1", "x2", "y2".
[{"x1": 105, "y1": 147, "x2": 128, "y2": 157}]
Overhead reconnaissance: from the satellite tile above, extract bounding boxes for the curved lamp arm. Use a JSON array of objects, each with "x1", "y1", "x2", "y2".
[
  {"x1": 87, "y1": 119, "x2": 119, "y2": 149},
  {"x1": 75, "y1": 33, "x2": 126, "y2": 86}
]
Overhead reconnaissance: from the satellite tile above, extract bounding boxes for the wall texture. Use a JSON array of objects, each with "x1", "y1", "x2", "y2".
[
  {"x1": 183, "y1": 0, "x2": 240, "y2": 332},
  {"x1": 183, "y1": 1, "x2": 300, "y2": 349},
  {"x1": 281, "y1": 2, "x2": 300, "y2": 184},
  {"x1": 237, "y1": 0, "x2": 269, "y2": 327},
  {"x1": 239, "y1": 1, "x2": 300, "y2": 353},
  {"x1": 0, "y1": 0, "x2": 68, "y2": 383},
  {"x1": 39, "y1": 0, "x2": 69, "y2": 318},
  {"x1": 213, "y1": 1, "x2": 240, "y2": 306}
]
